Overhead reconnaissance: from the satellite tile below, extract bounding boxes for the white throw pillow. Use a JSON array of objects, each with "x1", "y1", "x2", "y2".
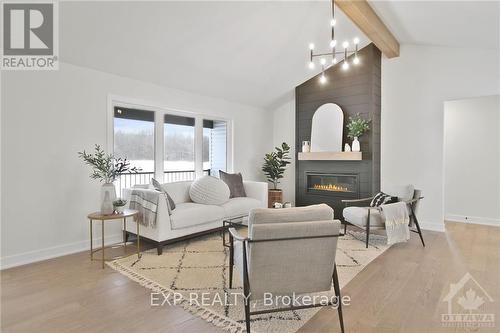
[{"x1": 189, "y1": 176, "x2": 230, "y2": 205}]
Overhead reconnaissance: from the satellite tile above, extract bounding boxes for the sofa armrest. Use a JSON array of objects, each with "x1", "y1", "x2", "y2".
[{"x1": 243, "y1": 181, "x2": 268, "y2": 208}]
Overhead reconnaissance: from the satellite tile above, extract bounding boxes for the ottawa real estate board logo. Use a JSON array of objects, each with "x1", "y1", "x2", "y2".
[
  {"x1": 441, "y1": 272, "x2": 495, "y2": 329},
  {"x1": 1, "y1": 1, "x2": 58, "y2": 70}
]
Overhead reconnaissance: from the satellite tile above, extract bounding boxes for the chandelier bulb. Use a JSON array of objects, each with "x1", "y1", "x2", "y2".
[
  {"x1": 308, "y1": 61, "x2": 315, "y2": 69},
  {"x1": 353, "y1": 56, "x2": 360, "y2": 65},
  {"x1": 332, "y1": 57, "x2": 337, "y2": 64},
  {"x1": 309, "y1": 43, "x2": 315, "y2": 50},
  {"x1": 320, "y1": 74, "x2": 327, "y2": 84},
  {"x1": 342, "y1": 41, "x2": 349, "y2": 49},
  {"x1": 353, "y1": 37, "x2": 360, "y2": 45},
  {"x1": 330, "y1": 39, "x2": 337, "y2": 48},
  {"x1": 330, "y1": 19, "x2": 336, "y2": 27},
  {"x1": 342, "y1": 61, "x2": 349, "y2": 70},
  {"x1": 320, "y1": 58, "x2": 326, "y2": 65}
]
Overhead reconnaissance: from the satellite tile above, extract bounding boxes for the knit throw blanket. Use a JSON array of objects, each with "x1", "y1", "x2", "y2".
[
  {"x1": 130, "y1": 188, "x2": 162, "y2": 228},
  {"x1": 381, "y1": 201, "x2": 410, "y2": 245}
]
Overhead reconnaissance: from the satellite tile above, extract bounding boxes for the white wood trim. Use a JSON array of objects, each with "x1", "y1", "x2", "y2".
[{"x1": 445, "y1": 214, "x2": 500, "y2": 227}]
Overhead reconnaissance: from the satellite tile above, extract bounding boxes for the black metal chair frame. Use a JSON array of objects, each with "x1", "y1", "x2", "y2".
[
  {"x1": 228, "y1": 228, "x2": 345, "y2": 333},
  {"x1": 341, "y1": 196, "x2": 425, "y2": 248}
]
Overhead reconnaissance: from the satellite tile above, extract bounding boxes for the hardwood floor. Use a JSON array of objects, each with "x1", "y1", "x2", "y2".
[{"x1": 2, "y1": 222, "x2": 499, "y2": 333}]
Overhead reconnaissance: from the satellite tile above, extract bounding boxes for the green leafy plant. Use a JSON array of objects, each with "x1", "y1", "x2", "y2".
[
  {"x1": 113, "y1": 198, "x2": 128, "y2": 207},
  {"x1": 262, "y1": 142, "x2": 291, "y2": 190},
  {"x1": 347, "y1": 113, "x2": 371, "y2": 139},
  {"x1": 78, "y1": 144, "x2": 140, "y2": 183}
]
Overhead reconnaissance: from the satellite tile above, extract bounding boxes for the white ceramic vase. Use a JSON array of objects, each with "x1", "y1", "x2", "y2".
[
  {"x1": 352, "y1": 137, "x2": 360, "y2": 152},
  {"x1": 101, "y1": 183, "x2": 116, "y2": 215}
]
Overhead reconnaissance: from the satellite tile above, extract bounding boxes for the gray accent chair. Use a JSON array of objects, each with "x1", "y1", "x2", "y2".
[
  {"x1": 228, "y1": 204, "x2": 344, "y2": 333},
  {"x1": 342, "y1": 185, "x2": 425, "y2": 248}
]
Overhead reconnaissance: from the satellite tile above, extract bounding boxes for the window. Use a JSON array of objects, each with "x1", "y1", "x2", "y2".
[
  {"x1": 164, "y1": 114, "x2": 195, "y2": 182},
  {"x1": 111, "y1": 100, "x2": 231, "y2": 192},
  {"x1": 203, "y1": 119, "x2": 227, "y2": 177},
  {"x1": 113, "y1": 107, "x2": 154, "y2": 190}
]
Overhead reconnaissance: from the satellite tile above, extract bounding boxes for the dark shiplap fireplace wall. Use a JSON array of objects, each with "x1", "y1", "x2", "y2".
[{"x1": 295, "y1": 43, "x2": 381, "y2": 218}]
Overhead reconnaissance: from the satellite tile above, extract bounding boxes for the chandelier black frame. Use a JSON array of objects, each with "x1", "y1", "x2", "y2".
[{"x1": 308, "y1": 0, "x2": 361, "y2": 83}]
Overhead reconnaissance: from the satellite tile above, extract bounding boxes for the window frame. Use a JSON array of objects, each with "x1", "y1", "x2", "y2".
[{"x1": 107, "y1": 94, "x2": 233, "y2": 183}]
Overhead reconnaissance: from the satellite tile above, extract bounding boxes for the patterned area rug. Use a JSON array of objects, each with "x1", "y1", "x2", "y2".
[{"x1": 108, "y1": 230, "x2": 389, "y2": 333}]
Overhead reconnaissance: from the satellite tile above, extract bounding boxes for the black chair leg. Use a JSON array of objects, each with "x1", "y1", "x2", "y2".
[
  {"x1": 157, "y1": 243, "x2": 163, "y2": 255},
  {"x1": 365, "y1": 209, "x2": 371, "y2": 248},
  {"x1": 333, "y1": 264, "x2": 345, "y2": 333},
  {"x1": 242, "y1": 241, "x2": 251, "y2": 333},
  {"x1": 229, "y1": 234, "x2": 234, "y2": 288},
  {"x1": 411, "y1": 207, "x2": 425, "y2": 247}
]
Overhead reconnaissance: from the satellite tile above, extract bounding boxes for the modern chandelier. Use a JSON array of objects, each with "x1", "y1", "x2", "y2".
[{"x1": 307, "y1": 0, "x2": 360, "y2": 84}]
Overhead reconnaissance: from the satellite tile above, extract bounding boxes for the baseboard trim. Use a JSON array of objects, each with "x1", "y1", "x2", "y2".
[
  {"x1": 419, "y1": 221, "x2": 446, "y2": 232},
  {"x1": 445, "y1": 214, "x2": 500, "y2": 227},
  {"x1": 0, "y1": 233, "x2": 123, "y2": 270}
]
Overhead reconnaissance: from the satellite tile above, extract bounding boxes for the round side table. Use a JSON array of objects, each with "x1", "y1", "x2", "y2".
[{"x1": 87, "y1": 209, "x2": 140, "y2": 269}]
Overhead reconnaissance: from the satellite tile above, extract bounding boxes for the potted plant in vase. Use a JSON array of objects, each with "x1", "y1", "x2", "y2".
[
  {"x1": 113, "y1": 198, "x2": 128, "y2": 214},
  {"x1": 347, "y1": 113, "x2": 370, "y2": 152},
  {"x1": 262, "y1": 142, "x2": 291, "y2": 208},
  {"x1": 78, "y1": 145, "x2": 140, "y2": 215}
]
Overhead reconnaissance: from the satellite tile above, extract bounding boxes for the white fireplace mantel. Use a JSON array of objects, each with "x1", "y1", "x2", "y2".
[{"x1": 298, "y1": 151, "x2": 362, "y2": 161}]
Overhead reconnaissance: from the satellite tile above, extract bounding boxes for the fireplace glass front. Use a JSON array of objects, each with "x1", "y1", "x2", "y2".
[{"x1": 306, "y1": 173, "x2": 358, "y2": 195}]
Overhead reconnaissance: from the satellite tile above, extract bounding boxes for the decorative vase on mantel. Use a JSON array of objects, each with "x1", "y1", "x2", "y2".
[
  {"x1": 352, "y1": 137, "x2": 360, "y2": 152},
  {"x1": 268, "y1": 189, "x2": 283, "y2": 208},
  {"x1": 101, "y1": 183, "x2": 117, "y2": 215}
]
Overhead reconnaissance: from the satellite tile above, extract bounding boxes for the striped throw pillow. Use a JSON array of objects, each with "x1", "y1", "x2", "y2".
[{"x1": 370, "y1": 192, "x2": 398, "y2": 207}]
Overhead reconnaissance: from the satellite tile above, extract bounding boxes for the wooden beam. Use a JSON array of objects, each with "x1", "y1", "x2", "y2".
[{"x1": 336, "y1": 0, "x2": 399, "y2": 58}]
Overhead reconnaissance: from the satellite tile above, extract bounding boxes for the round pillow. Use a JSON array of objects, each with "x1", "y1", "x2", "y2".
[{"x1": 189, "y1": 176, "x2": 230, "y2": 205}]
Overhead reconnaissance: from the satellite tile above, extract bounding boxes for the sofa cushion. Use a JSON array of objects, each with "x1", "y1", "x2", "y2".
[
  {"x1": 170, "y1": 202, "x2": 225, "y2": 230},
  {"x1": 151, "y1": 178, "x2": 176, "y2": 213},
  {"x1": 222, "y1": 197, "x2": 262, "y2": 218},
  {"x1": 343, "y1": 207, "x2": 385, "y2": 227},
  {"x1": 220, "y1": 171, "x2": 247, "y2": 198},
  {"x1": 163, "y1": 181, "x2": 192, "y2": 204},
  {"x1": 383, "y1": 184, "x2": 415, "y2": 202},
  {"x1": 189, "y1": 176, "x2": 230, "y2": 205}
]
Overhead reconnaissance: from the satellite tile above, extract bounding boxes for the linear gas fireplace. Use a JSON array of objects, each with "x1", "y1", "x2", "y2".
[{"x1": 306, "y1": 172, "x2": 359, "y2": 196}]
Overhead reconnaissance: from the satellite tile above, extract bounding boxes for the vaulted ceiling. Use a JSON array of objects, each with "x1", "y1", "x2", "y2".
[{"x1": 60, "y1": 1, "x2": 499, "y2": 109}]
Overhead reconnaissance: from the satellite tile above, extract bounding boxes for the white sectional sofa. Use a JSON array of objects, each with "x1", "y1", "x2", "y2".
[{"x1": 123, "y1": 180, "x2": 268, "y2": 254}]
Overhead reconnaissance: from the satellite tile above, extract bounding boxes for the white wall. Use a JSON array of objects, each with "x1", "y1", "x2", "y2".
[
  {"x1": 272, "y1": 98, "x2": 296, "y2": 204},
  {"x1": 1, "y1": 62, "x2": 272, "y2": 268},
  {"x1": 444, "y1": 95, "x2": 500, "y2": 225},
  {"x1": 382, "y1": 44, "x2": 500, "y2": 231}
]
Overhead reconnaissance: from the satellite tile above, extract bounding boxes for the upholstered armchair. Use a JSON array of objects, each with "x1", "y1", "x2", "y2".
[
  {"x1": 342, "y1": 185, "x2": 425, "y2": 248},
  {"x1": 228, "y1": 204, "x2": 345, "y2": 333}
]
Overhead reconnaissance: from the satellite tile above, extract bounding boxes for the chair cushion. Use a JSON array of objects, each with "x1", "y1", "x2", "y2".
[
  {"x1": 383, "y1": 184, "x2": 415, "y2": 202},
  {"x1": 343, "y1": 206, "x2": 385, "y2": 227},
  {"x1": 220, "y1": 171, "x2": 247, "y2": 198},
  {"x1": 189, "y1": 176, "x2": 230, "y2": 205},
  {"x1": 249, "y1": 204, "x2": 333, "y2": 225},
  {"x1": 170, "y1": 202, "x2": 225, "y2": 229},
  {"x1": 221, "y1": 197, "x2": 261, "y2": 218}
]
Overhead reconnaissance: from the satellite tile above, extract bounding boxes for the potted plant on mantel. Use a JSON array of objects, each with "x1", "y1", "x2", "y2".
[
  {"x1": 262, "y1": 142, "x2": 291, "y2": 208},
  {"x1": 78, "y1": 145, "x2": 140, "y2": 215},
  {"x1": 347, "y1": 113, "x2": 370, "y2": 152}
]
